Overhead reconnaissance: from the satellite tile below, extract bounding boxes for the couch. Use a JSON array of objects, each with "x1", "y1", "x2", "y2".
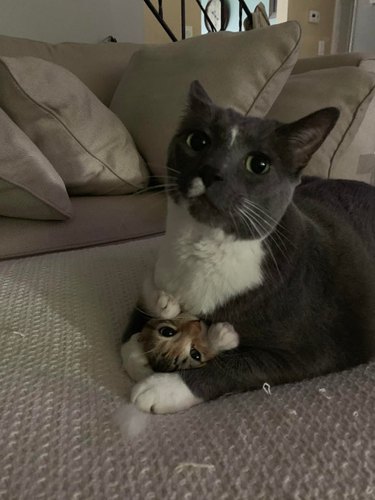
[{"x1": 1, "y1": 24, "x2": 375, "y2": 499}]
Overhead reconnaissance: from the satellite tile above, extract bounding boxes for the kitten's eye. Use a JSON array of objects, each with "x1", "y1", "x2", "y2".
[
  {"x1": 158, "y1": 326, "x2": 177, "y2": 337},
  {"x1": 186, "y1": 132, "x2": 210, "y2": 151},
  {"x1": 190, "y1": 347, "x2": 201, "y2": 362},
  {"x1": 245, "y1": 153, "x2": 271, "y2": 175}
]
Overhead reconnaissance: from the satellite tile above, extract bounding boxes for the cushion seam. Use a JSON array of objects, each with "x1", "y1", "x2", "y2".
[
  {"x1": 0, "y1": 173, "x2": 72, "y2": 219},
  {"x1": 0, "y1": 230, "x2": 165, "y2": 261},
  {"x1": 245, "y1": 24, "x2": 302, "y2": 116},
  {"x1": 0, "y1": 58, "x2": 141, "y2": 190},
  {"x1": 328, "y1": 84, "x2": 375, "y2": 178}
]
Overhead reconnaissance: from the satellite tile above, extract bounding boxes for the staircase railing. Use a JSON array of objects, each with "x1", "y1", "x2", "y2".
[{"x1": 143, "y1": 0, "x2": 254, "y2": 42}]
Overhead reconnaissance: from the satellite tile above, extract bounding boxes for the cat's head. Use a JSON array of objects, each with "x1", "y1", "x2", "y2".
[
  {"x1": 138, "y1": 315, "x2": 213, "y2": 371},
  {"x1": 167, "y1": 80, "x2": 339, "y2": 238}
]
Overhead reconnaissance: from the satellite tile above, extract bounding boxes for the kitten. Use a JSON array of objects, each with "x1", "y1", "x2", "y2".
[
  {"x1": 123, "y1": 81, "x2": 375, "y2": 414},
  {"x1": 122, "y1": 315, "x2": 238, "y2": 380}
]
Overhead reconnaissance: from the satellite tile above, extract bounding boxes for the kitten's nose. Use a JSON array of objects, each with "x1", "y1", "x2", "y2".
[{"x1": 199, "y1": 165, "x2": 223, "y2": 188}]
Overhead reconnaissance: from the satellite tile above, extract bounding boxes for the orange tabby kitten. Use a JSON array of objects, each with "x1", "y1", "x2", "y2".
[{"x1": 138, "y1": 314, "x2": 239, "y2": 371}]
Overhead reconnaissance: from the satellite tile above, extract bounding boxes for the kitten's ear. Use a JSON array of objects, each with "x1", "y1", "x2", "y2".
[
  {"x1": 188, "y1": 80, "x2": 213, "y2": 114},
  {"x1": 276, "y1": 107, "x2": 340, "y2": 173}
]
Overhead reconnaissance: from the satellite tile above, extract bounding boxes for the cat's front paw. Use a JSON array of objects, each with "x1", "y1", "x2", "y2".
[
  {"x1": 121, "y1": 333, "x2": 154, "y2": 382},
  {"x1": 142, "y1": 274, "x2": 181, "y2": 319},
  {"x1": 156, "y1": 290, "x2": 181, "y2": 319},
  {"x1": 131, "y1": 373, "x2": 202, "y2": 414},
  {"x1": 208, "y1": 322, "x2": 239, "y2": 352}
]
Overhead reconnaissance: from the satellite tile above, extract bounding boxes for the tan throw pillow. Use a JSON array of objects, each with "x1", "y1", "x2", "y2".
[
  {"x1": 110, "y1": 21, "x2": 301, "y2": 178},
  {"x1": 0, "y1": 34, "x2": 142, "y2": 106},
  {"x1": 0, "y1": 56, "x2": 149, "y2": 195},
  {"x1": 267, "y1": 66, "x2": 375, "y2": 181},
  {"x1": 0, "y1": 108, "x2": 72, "y2": 220}
]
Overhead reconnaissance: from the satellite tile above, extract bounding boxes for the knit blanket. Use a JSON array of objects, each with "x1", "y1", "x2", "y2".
[{"x1": 1, "y1": 238, "x2": 374, "y2": 499}]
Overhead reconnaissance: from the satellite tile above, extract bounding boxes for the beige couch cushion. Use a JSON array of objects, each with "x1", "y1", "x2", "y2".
[
  {"x1": 332, "y1": 94, "x2": 375, "y2": 186},
  {"x1": 0, "y1": 108, "x2": 72, "y2": 220},
  {"x1": 267, "y1": 66, "x2": 375, "y2": 181},
  {"x1": 110, "y1": 21, "x2": 301, "y2": 178},
  {"x1": 0, "y1": 34, "x2": 141, "y2": 105},
  {"x1": 0, "y1": 192, "x2": 166, "y2": 260},
  {"x1": 292, "y1": 52, "x2": 373, "y2": 75},
  {"x1": 0, "y1": 56, "x2": 149, "y2": 195}
]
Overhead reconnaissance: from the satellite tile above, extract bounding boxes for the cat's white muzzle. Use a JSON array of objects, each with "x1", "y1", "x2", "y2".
[{"x1": 187, "y1": 177, "x2": 206, "y2": 198}]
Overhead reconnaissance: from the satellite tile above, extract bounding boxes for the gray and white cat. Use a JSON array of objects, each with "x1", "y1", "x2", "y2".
[{"x1": 122, "y1": 81, "x2": 375, "y2": 414}]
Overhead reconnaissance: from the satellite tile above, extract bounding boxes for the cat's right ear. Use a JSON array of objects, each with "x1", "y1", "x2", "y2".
[
  {"x1": 188, "y1": 80, "x2": 213, "y2": 115},
  {"x1": 275, "y1": 107, "x2": 340, "y2": 174}
]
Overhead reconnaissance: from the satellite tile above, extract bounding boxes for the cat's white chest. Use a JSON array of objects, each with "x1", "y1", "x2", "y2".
[{"x1": 154, "y1": 201, "x2": 264, "y2": 315}]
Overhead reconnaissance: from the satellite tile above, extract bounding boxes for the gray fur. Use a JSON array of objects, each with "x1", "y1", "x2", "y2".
[
  {"x1": 166, "y1": 81, "x2": 375, "y2": 401},
  {"x1": 124, "y1": 81, "x2": 375, "y2": 403}
]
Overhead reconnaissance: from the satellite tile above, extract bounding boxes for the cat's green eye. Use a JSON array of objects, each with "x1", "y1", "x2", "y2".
[
  {"x1": 245, "y1": 153, "x2": 271, "y2": 175},
  {"x1": 186, "y1": 131, "x2": 210, "y2": 151},
  {"x1": 159, "y1": 326, "x2": 177, "y2": 337},
  {"x1": 190, "y1": 347, "x2": 201, "y2": 362}
]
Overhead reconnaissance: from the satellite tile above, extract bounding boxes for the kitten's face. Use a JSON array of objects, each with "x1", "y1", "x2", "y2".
[
  {"x1": 139, "y1": 315, "x2": 214, "y2": 372},
  {"x1": 167, "y1": 81, "x2": 339, "y2": 238}
]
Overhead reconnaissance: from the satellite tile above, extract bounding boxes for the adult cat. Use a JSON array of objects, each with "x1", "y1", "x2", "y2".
[{"x1": 122, "y1": 81, "x2": 375, "y2": 414}]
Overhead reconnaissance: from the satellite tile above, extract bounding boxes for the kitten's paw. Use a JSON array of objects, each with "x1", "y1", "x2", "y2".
[
  {"x1": 121, "y1": 333, "x2": 154, "y2": 382},
  {"x1": 208, "y1": 322, "x2": 239, "y2": 352},
  {"x1": 156, "y1": 290, "x2": 181, "y2": 319},
  {"x1": 131, "y1": 373, "x2": 202, "y2": 414}
]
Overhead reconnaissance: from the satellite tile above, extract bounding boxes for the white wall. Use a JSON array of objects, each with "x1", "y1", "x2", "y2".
[
  {"x1": 351, "y1": 0, "x2": 375, "y2": 52},
  {"x1": 0, "y1": 0, "x2": 144, "y2": 43}
]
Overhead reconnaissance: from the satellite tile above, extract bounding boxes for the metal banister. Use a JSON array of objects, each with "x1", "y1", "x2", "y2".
[{"x1": 143, "y1": 0, "x2": 253, "y2": 42}]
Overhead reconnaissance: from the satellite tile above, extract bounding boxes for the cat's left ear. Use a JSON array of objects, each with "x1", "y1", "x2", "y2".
[
  {"x1": 188, "y1": 80, "x2": 213, "y2": 115},
  {"x1": 275, "y1": 107, "x2": 340, "y2": 174}
]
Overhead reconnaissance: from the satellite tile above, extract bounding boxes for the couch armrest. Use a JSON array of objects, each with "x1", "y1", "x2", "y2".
[{"x1": 293, "y1": 52, "x2": 375, "y2": 74}]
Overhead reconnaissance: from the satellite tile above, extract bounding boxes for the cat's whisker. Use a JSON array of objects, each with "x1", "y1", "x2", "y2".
[
  {"x1": 239, "y1": 206, "x2": 283, "y2": 280},
  {"x1": 147, "y1": 175, "x2": 178, "y2": 183},
  {"x1": 242, "y1": 198, "x2": 288, "y2": 229},
  {"x1": 135, "y1": 305, "x2": 152, "y2": 316},
  {"x1": 262, "y1": 236, "x2": 283, "y2": 281},
  {"x1": 243, "y1": 200, "x2": 295, "y2": 255},
  {"x1": 243, "y1": 202, "x2": 292, "y2": 251},
  {"x1": 241, "y1": 205, "x2": 291, "y2": 265},
  {"x1": 229, "y1": 208, "x2": 241, "y2": 237},
  {"x1": 242, "y1": 209, "x2": 287, "y2": 248},
  {"x1": 242, "y1": 199, "x2": 295, "y2": 246},
  {"x1": 242, "y1": 200, "x2": 293, "y2": 244},
  {"x1": 243, "y1": 207, "x2": 286, "y2": 273},
  {"x1": 144, "y1": 164, "x2": 179, "y2": 175},
  {"x1": 237, "y1": 209, "x2": 273, "y2": 285},
  {"x1": 241, "y1": 205, "x2": 273, "y2": 237},
  {"x1": 238, "y1": 207, "x2": 261, "y2": 237},
  {"x1": 237, "y1": 208, "x2": 254, "y2": 237},
  {"x1": 131, "y1": 183, "x2": 177, "y2": 196},
  {"x1": 167, "y1": 166, "x2": 180, "y2": 175},
  {"x1": 145, "y1": 182, "x2": 178, "y2": 190},
  {"x1": 133, "y1": 186, "x2": 178, "y2": 198},
  {"x1": 142, "y1": 345, "x2": 161, "y2": 356}
]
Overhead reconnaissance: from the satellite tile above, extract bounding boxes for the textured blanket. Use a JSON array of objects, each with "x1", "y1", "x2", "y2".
[{"x1": 0, "y1": 238, "x2": 374, "y2": 499}]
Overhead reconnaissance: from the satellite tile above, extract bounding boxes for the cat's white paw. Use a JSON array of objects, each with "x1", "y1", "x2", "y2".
[
  {"x1": 121, "y1": 333, "x2": 154, "y2": 382},
  {"x1": 142, "y1": 273, "x2": 181, "y2": 319},
  {"x1": 208, "y1": 322, "x2": 239, "y2": 352},
  {"x1": 131, "y1": 373, "x2": 202, "y2": 414},
  {"x1": 156, "y1": 290, "x2": 181, "y2": 319}
]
